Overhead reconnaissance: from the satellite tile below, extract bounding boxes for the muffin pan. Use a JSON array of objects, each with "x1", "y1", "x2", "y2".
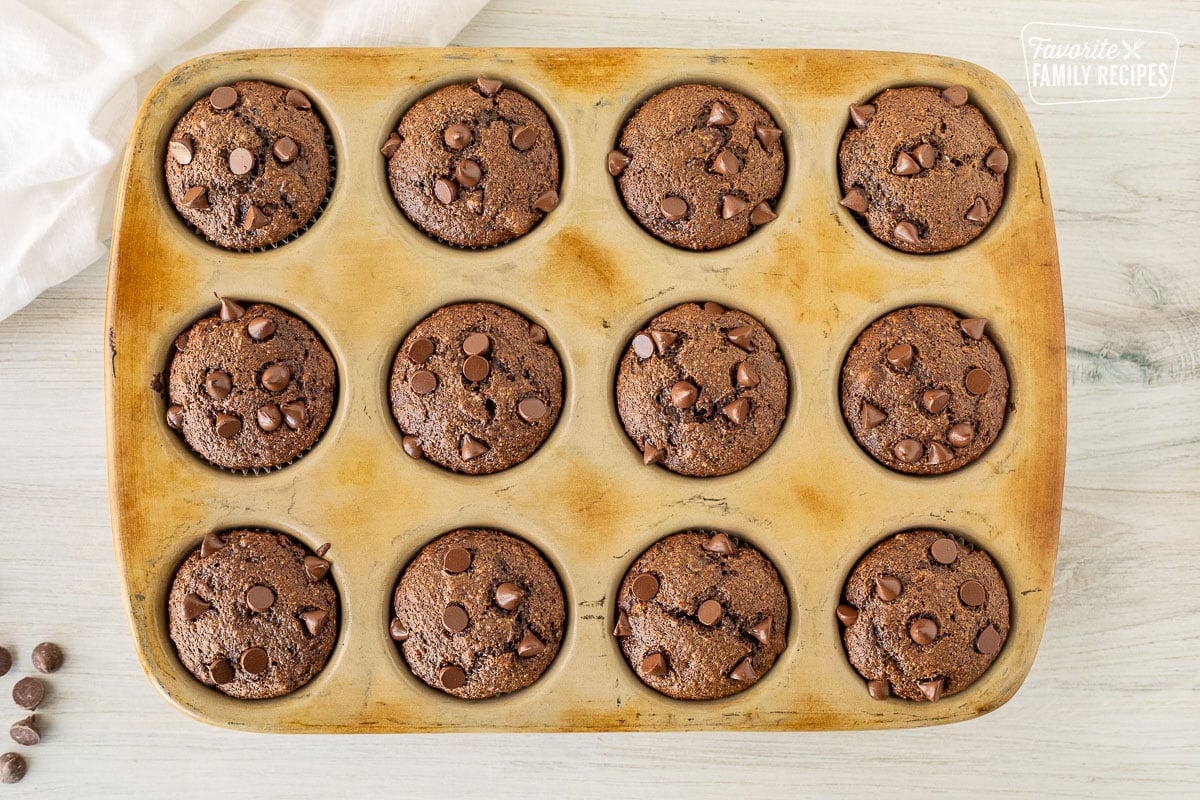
[{"x1": 105, "y1": 48, "x2": 1064, "y2": 732}]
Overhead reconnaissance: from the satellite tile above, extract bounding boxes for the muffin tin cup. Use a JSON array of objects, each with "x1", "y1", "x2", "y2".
[{"x1": 106, "y1": 48, "x2": 1064, "y2": 732}]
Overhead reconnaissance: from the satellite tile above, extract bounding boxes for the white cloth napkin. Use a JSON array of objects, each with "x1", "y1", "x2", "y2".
[{"x1": 0, "y1": 0, "x2": 490, "y2": 321}]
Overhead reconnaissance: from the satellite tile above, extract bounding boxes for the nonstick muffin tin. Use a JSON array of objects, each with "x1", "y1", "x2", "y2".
[{"x1": 105, "y1": 48, "x2": 1065, "y2": 732}]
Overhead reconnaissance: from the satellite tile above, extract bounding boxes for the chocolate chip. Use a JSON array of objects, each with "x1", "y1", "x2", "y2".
[
  {"x1": 948, "y1": 422, "x2": 976, "y2": 447},
  {"x1": 166, "y1": 405, "x2": 185, "y2": 430},
  {"x1": 660, "y1": 196, "x2": 688, "y2": 221},
  {"x1": 476, "y1": 76, "x2": 503, "y2": 97},
  {"x1": 183, "y1": 592, "x2": 210, "y2": 621},
  {"x1": 986, "y1": 147, "x2": 1009, "y2": 174},
  {"x1": 711, "y1": 150, "x2": 740, "y2": 176},
  {"x1": 214, "y1": 413, "x2": 241, "y2": 439},
  {"x1": 462, "y1": 354, "x2": 490, "y2": 381},
  {"x1": 894, "y1": 221, "x2": 921, "y2": 245},
  {"x1": 861, "y1": 402, "x2": 886, "y2": 430},
  {"x1": 434, "y1": 177, "x2": 458, "y2": 204},
  {"x1": 748, "y1": 617, "x2": 772, "y2": 644},
  {"x1": 408, "y1": 337, "x2": 435, "y2": 363},
  {"x1": 722, "y1": 195, "x2": 749, "y2": 219},
  {"x1": 260, "y1": 363, "x2": 291, "y2": 392},
  {"x1": 0, "y1": 752, "x2": 25, "y2": 784},
  {"x1": 613, "y1": 610, "x2": 632, "y2": 637},
  {"x1": 942, "y1": 85, "x2": 969, "y2": 106},
  {"x1": 840, "y1": 187, "x2": 868, "y2": 214},
  {"x1": 867, "y1": 679, "x2": 891, "y2": 700},
  {"x1": 533, "y1": 188, "x2": 559, "y2": 213},
  {"x1": 641, "y1": 653, "x2": 668, "y2": 676},
  {"x1": 463, "y1": 332, "x2": 491, "y2": 355},
  {"x1": 273, "y1": 137, "x2": 299, "y2": 163},
  {"x1": 749, "y1": 202, "x2": 777, "y2": 225},
  {"x1": 455, "y1": 159, "x2": 482, "y2": 188},
  {"x1": 443, "y1": 547, "x2": 472, "y2": 573},
  {"x1": 965, "y1": 368, "x2": 993, "y2": 395},
  {"x1": 210, "y1": 86, "x2": 238, "y2": 110},
  {"x1": 460, "y1": 434, "x2": 490, "y2": 461},
  {"x1": 245, "y1": 584, "x2": 275, "y2": 612},
  {"x1": 495, "y1": 582, "x2": 524, "y2": 611},
  {"x1": 228, "y1": 147, "x2": 255, "y2": 175},
  {"x1": 390, "y1": 618, "x2": 410, "y2": 641},
  {"x1": 518, "y1": 397, "x2": 548, "y2": 422},
  {"x1": 281, "y1": 401, "x2": 306, "y2": 430},
  {"x1": 631, "y1": 333, "x2": 654, "y2": 359},
  {"x1": 641, "y1": 442, "x2": 665, "y2": 465},
  {"x1": 960, "y1": 318, "x2": 987, "y2": 340},
  {"x1": 516, "y1": 631, "x2": 545, "y2": 658},
  {"x1": 910, "y1": 618, "x2": 938, "y2": 645},
  {"x1": 707, "y1": 101, "x2": 735, "y2": 126},
  {"x1": 927, "y1": 442, "x2": 953, "y2": 465},
  {"x1": 702, "y1": 301, "x2": 725, "y2": 317},
  {"x1": 894, "y1": 438, "x2": 924, "y2": 462},
  {"x1": 380, "y1": 133, "x2": 402, "y2": 158},
  {"x1": 9, "y1": 717, "x2": 39, "y2": 747},
  {"x1": 976, "y1": 625, "x2": 1003, "y2": 655},
  {"x1": 300, "y1": 609, "x2": 328, "y2": 636},
  {"x1": 402, "y1": 435, "x2": 423, "y2": 459},
  {"x1": 917, "y1": 677, "x2": 944, "y2": 702},
  {"x1": 442, "y1": 604, "x2": 469, "y2": 633},
  {"x1": 831, "y1": 606, "x2": 859, "y2": 633},
  {"x1": 181, "y1": 186, "x2": 209, "y2": 210},
  {"x1": 923, "y1": 389, "x2": 950, "y2": 413},
  {"x1": 722, "y1": 397, "x2": 749, "y2": 425},
  {"x1": 912, "y1": 143, "x2": 937, "y2": 169},
  {"x1": 886, "y1": 343, "x2": 914, "y2": 369},
  {"x1": 650, "y1": 330, "x2": 678, "y2": 354},
  {"x1": 246, "y1": 316, "x2": 275, "y2": 341},
  {"x1": 704, "y1": 533, "x2": 735, "y2": 554},
  {"x1": 217, "y1": 296, "x2": 245, "y2": 321},
  {"x1": 607, "y1": 149, "x2": 630, "y2": 176},
  {"x1": 240, "y1": 646, "x2": 268, "y2": 675},
  {"x1": 0, "y1": 649, "x2": 10, "y2": 678},
  {"x1": 28, "y1": 642, "x2": 62, "y2": 675},
  {"x1": 631, "y1": 573, "x2": 659, "y2": 601},
  {"x1": 200, "y1": 532, "x2": 226, "y2": 558},
  {"x1": 959, "y1": 580, "x2": 987, "y2": 607},
  {"x1": 439, "y1": 665, "x2": 466, "y2": 689},
  {"x1": 205, "y1": 370, "x2": 231, "y2": 400},
  {"x1": 244, "y1": 205, "x2": 269, "y2": 230},
  {"x1": 303, "y1": 555, "x2": 329, "y2": 582},
  {"x1": 669, "y1": 380, "x2": 698, "y2": 409},
  {"x1": 755, "y1": 125, "x2": 782, "y2": 149},
  {"x1": 965, "y1": 197, "x2": 988, "y2": 224},
  {"x1": 726, "y1": 326, "x2": 754, "y2": 350},
  {"x1": 697, "y1": 599, "x2": 723, "y2": 626},
  {"x1": 729, "y1": 657, "x2": 757, "y2": 682},
  {"x1": 316, "y1": 543, "x2": 330, "y2": 558},
  {"x1": 12, "y1": 678, "x2": 44, "y2": 710},
  {"x1": 875, "y1": 575, "x2": 902, "y2": 601},
  {"x1": 285, "y1": 89, "x2": 312, "y2": 110},
  {"x1": 410, "y1": 369, "x2": 438, "y2": 395},
  {"x1": 849, "y1": 103, "x2": 876, "y2": 128},
  {"x1": 169, "y1": 135, "x2": 193, "y2": 165},
  {"x1": 511, "y1": 125, "x2": 537, "y2": 150},
  {"x1": 444, "y1": 123, "x2": 472, "y2": 150},
  {"x1": 735, "y1": 361, "x2": 760, "y2": 388},
  {"x1": 893, "y1": 151, "x2": 921, "y2": 175}
]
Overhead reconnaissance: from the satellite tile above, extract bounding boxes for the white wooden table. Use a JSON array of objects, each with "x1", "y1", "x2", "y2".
[{"x1": 1, "y1": 1, "x2": 1196, "y2": 796}]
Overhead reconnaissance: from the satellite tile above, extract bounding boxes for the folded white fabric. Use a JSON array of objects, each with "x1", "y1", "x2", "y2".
[{"x1": 0, "y1": 0, "x2": 490, "y2": 320}]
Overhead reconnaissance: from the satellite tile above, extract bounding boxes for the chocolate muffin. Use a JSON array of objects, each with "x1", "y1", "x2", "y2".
[
  {"x1": 612, "y1": 83, "x2": 786, "y2": 250},
  {"x1": 838, "y1": 530, "x2": 1010, "y2": 702},
  {"x1": 841, "y1": 305, "x2": 1008, "y2": 475},
  {"x1": 389, "y1": 302, "x2": 562, "y2": 475},
  {"x1": 384, "y1": 76, "x2": 560, "y2": 247},
  {"x1": 616, "y1": 301, "x2": 788, "y2": 477},
  {"x1": 838, "y1": 85, "x2": 1007, "y2": 253},
  {"x1": 165, "y1": 81, "x2": 331, "y2": 250},
  {"x1": 614, "y1": 531, "x2": 788, "y2": 700},
  {"x1": 168, "y1": 530, "x2": 338, "y2": 700},
  {"x1": 166, "y1": 297, "x2": 337, "y2": 471},
  {"x1": 391, "y1": 529, "x2": 565, "y2": 699}
]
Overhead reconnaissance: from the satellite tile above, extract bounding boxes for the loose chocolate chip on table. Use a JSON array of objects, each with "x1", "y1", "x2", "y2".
[
  {"x1": 443, "y1": 123, "x2": 472, "y2": 150},
  {"x1": 517, "y1": 397, "x2": 548, "y2": 422},
  {"x1": 442, "y1": 605, "x2": 469, "y2": 633},
  {"x1": 240, "y1": 646, "x2": 269, "y2": 675},
  {"x1": 910, "y1": 618, "x2": 939, "y2": 645},
  {"x1": 0, "y1": 752, "x2": 26, "y2": 784},
  {"x1": 12, "y1": 678, "x2": 45, "y2": 710},
  {"x1": 875, "y1": 575, "x2": 902, "y2": 601},
  {"x1": 0, "y1": 648, "x2": 10, "y2": 678},
  {"x1": 462, "y1": 354, "x2": 490, "y2": 382},
  {"x1": 641, "y1": 653, "x2": 668, "y2": 676},
  {"x1": 285, "y1": 89, "x2": 312, "y2": 110},
  {"x1": 455, "y1": 159, "x2": 482, "y2": 187},
  {"x1": 511, "y1": 125, "x2": 537, "y2": 150},
  {"x1": 247, "y1": 316, "x2": 276, "y2": 341},
  {"x1": 169, "y1": 136, "x2": 193, "y2": 165},
  {"x1": 631, "y1": 573, "x2": 660, "y2": 601},
  {"x1": 516, "y1": 631, "x2": 545, "y2": 658},
  {"x1": 607, "y1": 149, "x2": 630, "y2": 176},
  {"x1": 930, "y1": 537, "x2": 959, "y2": 565},
  {"x1": 660, "y1": 196, "x2": 688, "y2": 221},
  {"x1": 8, "y1": 716, "x2": 39, "y2": 747},
  {"x1": 495, "y1": 582, "x2": 524, "y2": 611},
  {"x1": 210, "y1": 86, "x2": 238, "y2": 110},
  {"x1": 942, "y1": 85, "x2": 969, "y2": 106},
  {"x1": 836, "y1": 603, "x2": 859, "y2": 626},
  {"x1": 273, "y1": 137, "x2": 299, "y2": 163},
  {"x1": 443, "y1": 547, "x2": 472, "y2": 573},
  {"x1": 959, "y1": 580, "x2": 987, "y2": 607},
  {"x1": 408, "y1": 337, "x2": 435, "y2": 364},
  {"x1": 228, "y1": 147, "x2": 255, "y2": 175},
  {"x1": 245, "y1": 584, "x2": 276, "y2": 612},
  {"x1": 697, "y1": 599, "x2": 723, "y2": 626},
  {"x1": 440, "y1": 665, "x2": 466, "y2": 690},
  {"x1": 181, "y1": 186, "x2": 209, "y2": 210}
]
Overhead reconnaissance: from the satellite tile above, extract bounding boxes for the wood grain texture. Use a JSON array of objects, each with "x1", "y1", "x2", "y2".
[{"x1": 0, "y1": 0, "x2": 1196, "y2": 795}]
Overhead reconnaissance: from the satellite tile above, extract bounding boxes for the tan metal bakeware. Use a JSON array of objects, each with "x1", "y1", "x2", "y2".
[{"x1": 105, "y1": 48, "x2": 1065, "y2": 732}]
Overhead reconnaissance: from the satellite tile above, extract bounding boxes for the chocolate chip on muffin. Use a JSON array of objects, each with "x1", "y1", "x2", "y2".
[
  {"x1": 838, "y1": 530, "x2": 1010, "y2": 701},
  {"x1": 838, "y1": 85, "x2": 1006, "y2": 253},
  {"x1": 612, "y1": 84, "x2": 785, "y2": 250},
  {"x1": 840, "y1": 305, "x2": 1009, "y2": 475}
]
